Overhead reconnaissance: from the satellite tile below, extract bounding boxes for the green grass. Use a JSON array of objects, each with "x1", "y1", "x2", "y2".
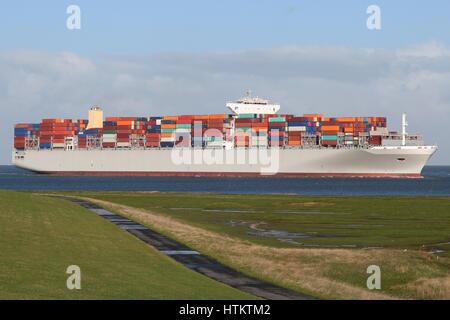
[
  {"x1": 64, "y1": 191, "x2": 450, "y2": 299},
  {"x1": 0, "y1": 190, "x2": 255, "y2": 299},
  {"x1": 70, "y1": 192, "x2": 450, "y2": 255}
]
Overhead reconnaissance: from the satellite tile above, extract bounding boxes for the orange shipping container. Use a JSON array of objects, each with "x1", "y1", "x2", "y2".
[
  {"x1": 208, "y1": 114, "x2": 226, "y2": 120},
  {"x1": 192, "y1": 115, "x2": 209, "y2": 120},
  {"x1": 344, "y1": 127, "x2": 353, "y2": 133},
  {"x1": 161, "y1": 124, "x2": 176, "y2": 129},
  {"x1": 337, "y1": 117, "x2": 356, "y2": 122},
  {"x1": 15, "y1": 124, "x2": 32, "y2": 128},
  {"x1": 303, "y1": 113, "x2": 323, "y2": 118},
  {"x1": 160, "y1": 133, "x2": 175, "y2": 138},
  {"x1": 117, "y1": 120, "x2": 134, "y2": 126},
  {"x1": 163, "y1": 116, "x2": 178, "y2": 121},
  {"x1": 322, "y1": 125, "x2": 340, "y2": 131}
]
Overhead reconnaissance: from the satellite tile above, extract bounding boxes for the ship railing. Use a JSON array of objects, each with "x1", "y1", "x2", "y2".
[
  {"x1": 24, "y1": 136, "x2": 39, "y2": 150},
  {"x1": 382, "y1": 133, "x2": 423, "y2": 140},
  {"x1": 23, "y1": 139, "x2": 382, "y2": 151}
]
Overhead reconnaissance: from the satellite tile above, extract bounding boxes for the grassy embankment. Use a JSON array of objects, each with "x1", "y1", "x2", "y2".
[
  {"x1": 0, "y1": 190, "x2": 255, "y2": 299},
  {"x1": 70, "y1": 192, "x2": 450, "y2": 300}
]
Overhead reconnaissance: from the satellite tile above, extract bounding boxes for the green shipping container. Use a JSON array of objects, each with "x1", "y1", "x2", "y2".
[
  {"x1": 161, "y1": 128, "x2": 176, "y2": 133},
  {"x1": 238, "y1": 114, "x2": 256, "y2": 119},
  {"x1": 269, "y1": 117, "x2": 286, "y2": 122},
  {"x1": 321, "y1": 135, "x2": 338, "y2": 141},
  {"x1": 176, "y1": 124, "x2": 192, "y2": 129}
]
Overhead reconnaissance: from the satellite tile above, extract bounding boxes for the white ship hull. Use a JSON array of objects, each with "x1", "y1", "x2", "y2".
[{"x1": 12, "y1": 146, "x2": 437, "y2": 178}]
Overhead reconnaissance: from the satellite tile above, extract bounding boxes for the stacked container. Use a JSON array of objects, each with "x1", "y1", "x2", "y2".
[
  {"x1": 146, "y1": 117, "x2": 161, "y2": 148},
  {"x1": 39, "y1": 119, "x2": 75, "y2": 149},
  {"x1": 268, "y1": 116, "x2": 286, "y2": 147},
  {"x1": 204, "y1": 114, "x2": 226, "y2": 148},
  {"x1": 14, "y1": 111, "x2": 390, "y2": 150},
  {"x1": 102, "y1": 121, "x2": 117, "y2": 148},
  {"x1": 14, "y1": 124, "x2": 40, "y2": 150}
]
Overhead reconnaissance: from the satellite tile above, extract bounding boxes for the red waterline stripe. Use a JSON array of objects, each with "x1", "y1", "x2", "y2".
[{"x1": 39, "y1": 171, "x2": 423, "y2": 178}]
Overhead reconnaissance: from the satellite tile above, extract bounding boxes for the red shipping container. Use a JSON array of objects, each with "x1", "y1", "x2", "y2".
[
  {"x1": 176, "y1": 119, "x2": 192, "y2": 124},
  {"x1": 322, "y1": 140, "x2": 337, "y2": 146},
  {"x1": 369, "y1": 136, "x2": 382, "y2": 145},
  {"x1": 146, "y1": 142, "x2": 160, "y2": 147},
  {"x1": 268, "y1": 122, "x2": 286, "y2": 127},
  {"x1": 235, "y1": 122, "x2": 252, "y2": 127},
  {"x1": 102, "y1": 142, "x2": 116, "y2": 148}
]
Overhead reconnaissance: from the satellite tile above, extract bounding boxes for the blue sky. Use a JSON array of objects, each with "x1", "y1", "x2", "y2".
[
  {"x1": 1, "y1": 1, "x2": 450, "y2": 164},
  {"x1": 1, "y1": 1, "x2": 449, "y2": 53}
]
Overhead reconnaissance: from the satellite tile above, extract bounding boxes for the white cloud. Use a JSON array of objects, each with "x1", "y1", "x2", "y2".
[{"x1": 1, "y1": 43, "x2": 449, "y2": 164}]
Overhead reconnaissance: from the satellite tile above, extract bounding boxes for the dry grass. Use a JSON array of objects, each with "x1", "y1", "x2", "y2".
[
  {"x1": 288, "y1": 202, "x2": 334, "y2": 207},
  {"x1": 81, "y1": 197, "x2": 449, "y2": 300},
  {"x1": 404, "y1": 276, "x2": 450, "y2": 299}
]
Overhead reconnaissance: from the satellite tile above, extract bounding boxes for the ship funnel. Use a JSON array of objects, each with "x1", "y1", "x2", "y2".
[{"x1": 87, "y1": 106, "x2": 104, "y2": 129}]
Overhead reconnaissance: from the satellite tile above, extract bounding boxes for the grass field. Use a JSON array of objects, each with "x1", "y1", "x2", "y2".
[
  {"x1": 69, "y1": 192, "x2": 450, "y2": 299},
  {"x1": 0, "y1": 190, "x2": 255, "y2": 299}
]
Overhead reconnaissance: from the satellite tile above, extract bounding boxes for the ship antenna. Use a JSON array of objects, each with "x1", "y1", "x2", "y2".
[{"x1": 246, "y1": 89, "x2": 252, "y2": 98}]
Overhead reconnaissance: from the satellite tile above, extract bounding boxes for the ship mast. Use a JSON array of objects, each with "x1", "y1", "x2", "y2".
[{"x1": 402, "y1": 113, "x2": 408, "y2": 146}]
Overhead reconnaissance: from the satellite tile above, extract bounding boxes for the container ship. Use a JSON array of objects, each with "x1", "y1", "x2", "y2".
[{"x1": 12, "y1": 93, "x2": 437, "y2": 177}]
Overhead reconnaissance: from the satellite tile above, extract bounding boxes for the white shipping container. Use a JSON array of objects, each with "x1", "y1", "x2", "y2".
[
  {"x1": 160, "y1": 137, "x2": 176, "y2": 142},
  {"x1": 205, "y1": 141, "x2": 224, "y2": 147},
  {"x1": 156, "y1": 119, "x2": 162, "y2": 125},
  {"x1": 116, "y1": 142, "x2": 131, "y2": 147},
  {"x1": 288, "y1": 126, "x2": 306, "y2": 132}
]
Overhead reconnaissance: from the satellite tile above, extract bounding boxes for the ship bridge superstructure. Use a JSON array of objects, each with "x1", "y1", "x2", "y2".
[{"x1": 227, "y1": 91, "x2": 280, "y2": 115}]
